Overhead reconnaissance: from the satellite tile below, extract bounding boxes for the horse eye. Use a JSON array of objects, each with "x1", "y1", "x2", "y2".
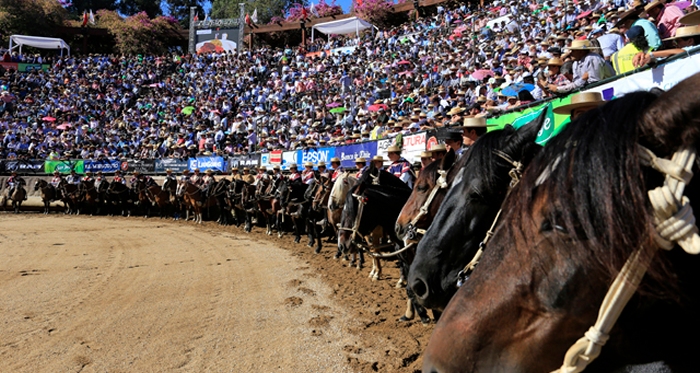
[
  {"x1": 416, "y1": 184, "x2": 429, "y2": 192},
  {"x1": 541, "y1": 219, "x2": 568, "y2": 234}
]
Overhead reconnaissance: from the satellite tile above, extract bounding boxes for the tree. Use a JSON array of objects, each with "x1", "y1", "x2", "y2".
[
  {"x1": 210, "y1": 0, "x2": 238, "y2": 19},
  {"x1": 62, "y1": 0, "x2": 118, "y2": 16},
  {"x1": 96, "y1": 10, "x2": 184, "y2": 54},
  {"x1": 164, "y1": 0, "x2": 203, "y2": 29},
  {"x1": 0, "y1": 0, "x2": 68, "y2": 43},
  {"x1": 116, "y1": 0, "x2": 161, "y2": 18}
]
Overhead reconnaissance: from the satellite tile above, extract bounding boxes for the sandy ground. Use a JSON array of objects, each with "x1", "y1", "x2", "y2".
[{"x1": 0, "y1": 214, "x2": 431, "y2": 373}]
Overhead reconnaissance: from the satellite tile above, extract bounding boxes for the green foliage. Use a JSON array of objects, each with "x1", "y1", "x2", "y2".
[
  {"x1": 96, "y1": 10, "x2": 184, "y2": 55},
  {"x1": 64, "y1": 0, "x2": 118, "y2": 15},
  {"x1": 210, "y1": 0, "x2": 238, "y2": 19},
  {"x1": 0, "y1": 0, "x2": 68, "y2": 44},
  {"x1": 164, "y1": 0, "x2": 204, "y2": 28},
  {"x1": 117, "y1": 0, "x2": 162, "y2": 18},
  {"x1": 212, "y1": 0, "x2": 291, "y2": 25}
]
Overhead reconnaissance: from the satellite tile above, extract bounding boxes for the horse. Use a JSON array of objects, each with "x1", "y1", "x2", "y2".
[
  {"x1": 254, "y1": 177, "x2": 284, "y2": 236},
  {"x1": 421, "y1": 81, "x2": 700, "y2": 372},
  {"x1": 59, "y1": 181, "x2": 83, "y2": 215},
  {"x1": 338, "y1": 163, "x2": 413, "y2": 280},
  {"x1": 95, "y1": 178, "x2": 110, "y2": 215},
  {"x1": 328, "y1": 172, "x2": 358, "y2": 236},
  {"x1": 209, "y1": 179, "x2": 232, "y2": 225},
  {"x1": 148, "y1": 178, "x2": 176, "y2": 219},
  {"x1": 239, "y1": 180, "x2": 259, "y2": 232},
  {"x1": 107, "y1": 180, "x2": 134, "y2": 217},
  {"x1": 2, "y1": 182, "x2": 26, "y2": 213},
  {"x1": 391, "y1": 149, "x2": 458, "y2": 324},
  {"x1": 176, "y1": 182, "x2": 216, "y2": 224},
  {"x1": 34, "y1": 179, "x2": 58, "y2": 214},
  {"x1": 278, "y1": 178, "x2": 312, "y2": 243},
  {"x1": 131, "y1": 180, "x2": 153, "y2": 218},
  {"x1": 308, "y1": 176, "x2": 335, "y2": 253},
  {"x1": 407, "y1": 114, "x2": 544, "y2": 312},
  {"x1": 80, "y1": 179, "x2": 100, "y2": 215},
  {"x1": 227, "y1": 179, "x2": 250, "y2": 227}
]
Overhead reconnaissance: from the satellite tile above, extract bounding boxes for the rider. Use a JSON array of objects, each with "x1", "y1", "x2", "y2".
[
  {"x1": 113, "y1": 170, "x2": 126, "y2": 184},
  {"x1": 288, "y1": 164, "x2": 301, "y2": 182},
  {"x1": 201, "y1": 169, "x2": 217, "y2": 196},
  {"x1": 317, "y1": 162, "x2": 330, "y2": 180},
  {"x1": 272, "y1": 165, "x2": 284, "y2": 181},
  {"x1": 6, "y1": 171, "x2": 26, "y2": 200},
  {"x1": 387, "y1": 145, "x2": 415, "y2": 189},
  {"x1": 95, "y1": 171, "x2": 105, "y2": 183},
  {"x1": 430, "y1": 144, "x2": 448, "y2": 161},
  {"x1": 255, "y1": 166, "x2": 270, "y2": 183},
  {"x1": 242, "y1": 167, "x2": 255, "y2": 184},
  {"x1": 190, "y1": 168, "x2": 203, "y2": 186},
  {"x1": 129, "y1": 171, "x2": 141, "y2": 186},
  {"x1": 82, "y1": 171, "x2": 94, "y2": 182},
  {"x1": 420, "y1": 151, "x2": 433, "y2": 169},
  {"x1": 67, "y1": 170, "x2": 81, "y2": 185},
  {"x1": 330, "y1": 157, "x2": 345, "y2": 182},
  {"x1": 371, "y1": 155, "x2": 385, "y2": 171},
  {"x1": 302, "y1": 162, "x2": 316, "y2": 185},
  {"x1": 50, "y1": 170, "x2": 63, "y2": 188},
  {"x1": 164, "y1": 169, "x2": 176, "y2": 184},
  {"x1": 354, "y1": 157, "x2": 367, "y2": 179},
  {"x1": 231, "y1": 167, "x2": 242, "y2": 181}
]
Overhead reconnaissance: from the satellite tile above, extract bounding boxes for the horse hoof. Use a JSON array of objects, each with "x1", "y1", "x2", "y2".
[
  {"x1": 420, "y1": 317, "x2": 432, "y2": 326},
  {"x1": 278, "y1": 233, "x2": 283, "y2": 238},
  {"x1": 398, "y1": 316, "x2": 412, "y2": 323},
  {"x1": 294, "y1": 237, "x2": 301, "y2": 243},
  {"x1": 314, "y1": 247, "x2": 322, "y2": 254}
]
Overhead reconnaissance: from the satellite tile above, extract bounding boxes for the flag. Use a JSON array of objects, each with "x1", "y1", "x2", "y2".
[
  {"x1": 310, "y1": 2, "x2": 319, "y2": 17},
  {"x1": 507, "y1": 102, "x2": 556, "y2": 146},
  {"x1": 89, "y1": 9, "x2": 95, "y2": 25},
  {"x1": 82, "y1": 10, "x2": 88, "y2": 26},
  {"x1": 245, "y1": 13, "x2": 251, "y2": 26},
  {"x1": 204, "y1": 13, "x2": 209, "y2": 22},
  {"x1": 301, "y1": 6, "x2": 308, "y2": 19},
  {"x1": 357, "y1": 0, "x2": 363, "y2": 7},
  {"x1": 252, "y1": 8, "x2": 258, "y2": 24},
  {"x1": 193, "y1": 12, "x2": 199, "y2": 22}
]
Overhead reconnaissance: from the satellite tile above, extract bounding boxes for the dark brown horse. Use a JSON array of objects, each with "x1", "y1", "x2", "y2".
[
  {"x1": 80, "y1": 180, "x2": 99, "y2": 215},
  {"x1": 422, "y1": 79, "x2": 700, "y2": 372},
  {"x1": 59, "y1": 181, "x2": 82, "y2": 214},
  {"x1": 2, "y1": 182, "x2": 26, "y2": 213},
  {"x1": 177, "y1": 181, "x2": 216, "y2": 224},
  {"x1": 34, "y1": 179, "x2": 58, "y2": 214}
]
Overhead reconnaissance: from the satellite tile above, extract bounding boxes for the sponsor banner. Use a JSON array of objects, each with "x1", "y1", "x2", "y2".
[
  {"x1": 375, "y1": 138, "x2": 394, "y2": 166},
  {"x1": 229, "y1": 154, "x2": 260, "y2": 169},
  {"x1": 45, "y1": 160, "x2": 84, "y2": 174},
  {"x1": 270, "y1": 150, "x2": 282, "y2": 164},
  {"x1": 259, "y1": 153, "x2": 271, "y2": 169},
  {"x1": 120, "y1": 160, "x2": 156, "y2": 173},
  {"x1": 84, "y1": 159, "x2": 121, "y2": 173},
  {"x1": 402, "y1": 133, "x2": 427, "y2": 164},
  {"x1": 425, "y1": 130, "x2": 440, "y2": 151},
  {"x1": 155, "y1": 158, "x2": 189, "y2": 173},
  {"x1": 2, "y1": 159, "x2": 44, "y2": 174},
  {"x1": 335, "y1": 142, "x2": 377, "y2": 168},
  {"x1": 299, "y1": 147, "x2": 335, "y2": 166},
  {"x1": 0, "y1": 62, "x2": 49, "y2": 72},
  {"x1": 281, "y1": 151, "x2": 299, "y2": 170},
  {"x1": 330, "y1": 46, "x2": 356, "y2": 55},
  {"x1": 188, "y1": 156, "x2": 225, "y2": 172}
]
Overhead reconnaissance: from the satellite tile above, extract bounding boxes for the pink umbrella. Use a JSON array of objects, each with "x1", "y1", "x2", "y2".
[
  {"x1": 42, "y1": 116, "x2": 56, "y2": 122},
  {"x1": 398, "y1": 60, "x2": 411, "y2": 65},
  {"x1": 471, "y1": 69, "x2": 495, "y2": 80},
  {"x1": 398, "y1": 71, "x2": 413, "y2": 76},
  {"x1": 57, "y1": 123, "x2": 72, "y2": 130},
  {"x1": 368, "y1": 104, "x2": 389, "y2": 112},
  {"x1": 576, "y1": 10, "x2": 592, "y2": 20},
  {"x1": 326, "y1": 102, "x2": 342, "y2": 108}
]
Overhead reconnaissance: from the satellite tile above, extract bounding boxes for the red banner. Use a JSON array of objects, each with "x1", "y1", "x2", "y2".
[{"x1": 270, "y1": 150, "x2": 282, "y2": 164}]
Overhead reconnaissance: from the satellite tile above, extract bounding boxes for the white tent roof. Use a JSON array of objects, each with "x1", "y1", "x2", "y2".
[
  {"x1": 312, "y1": 17, "x2": 373, "y2": 36},
  {"x1": 9, "y1": 35, "x2": 70, "y2": 56}
]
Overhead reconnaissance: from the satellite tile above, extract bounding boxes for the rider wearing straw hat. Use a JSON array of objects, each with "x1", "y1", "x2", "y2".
[
  {"x1": 82, "y1": 171, "x2": 94, "y2": 182},
  {"x1": 50, "y1": 170, "x2": 63, "y2": 188},
  {"x1": 5, "y1": 171, "x2": 26, "y2": 200},
  {"x1": 387, "y1": 145, "x2": 415, "y2": 189},
  {"x1": 231, "y1": 167, "x2": 242, "y2": 181},
  {"x1": 272, "y1": 165, "x2": 284, "y2": 181},
  {"x1": 164, "y1": 169, "x2": 176, "y2": 183},
  {"x1": 242, "y1": 167, "x2": 255, "y2": 184},
  {"x1": 553, "y1": 91, "x2": 606, "y2": 120},
  {"x1": 330, "y1": 157, "x2": 344, "y2": 182},
  {"x1": 191, "y1": 168, "x2": 203, "y2": 186},
  {"x1": 355, "y1": 157, "x2": 368, "y2": 179},
  {"x1": 317, "y1": 161, "x2": 330, "y2": 179},
  {"x1": 371, "y1": 155, "x2": 385, "y2": 171},
  {"x1": 202, "y1": 169, "x2": 216, "y2": 196},
  {"x1": 179, "y1": 169, "x2": 191, "y2": 183},
  {"x1": 288, "y1": 164, "x2": 301, "y2": 182},
  {"x1": 302, "y1": 161, "x2": 316, "y2": 185},
  {"x1": 113, "y1": 170, "x2": 126, "y2": 184}
]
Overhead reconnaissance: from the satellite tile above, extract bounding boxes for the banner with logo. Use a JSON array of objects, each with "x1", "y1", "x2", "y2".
[
  {"x1": 120, "y1": 160, "x2": 156, "y2": 173},
  {"x1": 299, "y1": 147, "x2": 335, "y2": 165},
  {"x1": 259, "y1": 153, "x2": 271, "y2": 169},
  {"x1": 229, "y1": 154, "x2": 260, "y2": 169},
  {"x1": 335, "y1": 142, "x2": 377, "y2": 168},
  {"x1": 188, "y1": 156, "x2": 225, "y2": 172},
  {"x1": 155, "y1": 158, "x2": 189, "y2": 173},
  {"x1": 84, "y1": 159, "x2": 121, "y2": 173},
  {"x1": 425, "y1": 130, "x2": 440, "y2": 151},
  {"x1": 270, "y1": 150, "x2": 282, "y2": 165},
  {"x1": 402, "y1": 132, "x2": 427, "y2": 164},
  {"x1": 45, "y1": 160, "x2": 84, "y2": 174},
  {"x1": 281, "y1": 151, "x2": 299, "y2": 170},
  {"x1": 2, "y1": 160, "x2": 44, "y2": 174}
]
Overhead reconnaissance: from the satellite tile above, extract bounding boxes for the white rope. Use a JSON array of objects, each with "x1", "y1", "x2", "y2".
[{"x1": 552, "y1": 146, "x2": 699, "y2": 373}]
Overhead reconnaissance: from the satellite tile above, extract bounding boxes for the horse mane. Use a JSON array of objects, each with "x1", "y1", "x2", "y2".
[
  {"x1": 513, "y1": 91, "x2": 673, "y2": 294},
  {"x1": 459, "y1": 125, "x2": 518, "y2": 193}
]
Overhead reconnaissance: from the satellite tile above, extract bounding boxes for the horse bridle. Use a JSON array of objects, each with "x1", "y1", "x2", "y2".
[
  {"x1": 404, "y1": 168, "x2": 449, "y2": 242},
  {"x1": 456, "y1": 149, "x2": 523, "y2": 288}
]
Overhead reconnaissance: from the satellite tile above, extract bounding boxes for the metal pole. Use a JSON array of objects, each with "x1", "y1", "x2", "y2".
[
  {"x1": 239, "y1": 3, "x2": 246, "y2": 52},
  {"x1": 188, "y1": 6, "x2": 196, "y2": 54}
]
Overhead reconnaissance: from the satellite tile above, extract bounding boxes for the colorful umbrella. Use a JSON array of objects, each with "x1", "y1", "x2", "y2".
[
  {"x1": 57, "y1": 122, "x2": 72, "y2": 130},
  {"x1": 471, "y1": 69, "x2": 495, "y2": 80},
  {"x1": 368, "y1": 104, "x2": 389, "y2": 112},
  {"x1": 398, "y1": 60, "x2": 411, "y2": 65},
  {"x1": 576, "y1": 10, "x2": 592, "y2": 20},
  {"x1": 329, "y1": 107, "x2": 346, "y2": 114},
  {"x1": 500, "y1": 83, "x2": 535, "y2": 97},
  {"x1": 42, "y1": 116, "x2": 56, "y2": 122},
  {"x1": 326, "y1": 102, "x2": 342, "y2": 108},
  {"x1": 182, "y1": 106, "x2": 195, "y2": 115}
]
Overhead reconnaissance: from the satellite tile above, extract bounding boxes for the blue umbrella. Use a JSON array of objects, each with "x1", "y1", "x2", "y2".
[{"x1": 500, "y1": 83, "x2": 535, "y2": 97}]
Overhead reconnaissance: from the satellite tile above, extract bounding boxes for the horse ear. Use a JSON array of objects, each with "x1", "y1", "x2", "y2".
[
  {"x1": 504, "y1": 108, "x2": 546, "y2": 160},
  {"x1": 441, "y1": 148, "x2": 457, "y2": 170}
]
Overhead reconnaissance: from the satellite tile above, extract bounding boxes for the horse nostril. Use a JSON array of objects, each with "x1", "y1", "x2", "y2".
[{"x1": 412, "y1": 278, "x2": 429, "y2": 300}]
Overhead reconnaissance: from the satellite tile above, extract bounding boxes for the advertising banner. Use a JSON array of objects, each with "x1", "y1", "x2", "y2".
[
  {"x1": 120, "y1": 160, "x2": 156, "y2": 173},
  {"x1": 402, "y1": 132, "x2": 427, "y2": 164},
  {"x1": 84, "y1": 159, "x2": 121, "y2": 173},
  {"x1": 229, "y1": 154, "x2": 260, "y2": 169},
  {"x1": 259, "y1": 153, "x2": 271, "y2": 169},
  {"x1": 155, "y1": 158, "x2": 189, "y2": 173},
  {"x1": 425, "y1": 130, "x2": 440, "y2": 151},
  {"x1": 281, "y1": 151, "x2": 299, "y2": 170},
  {"x1": 195, "y1": 28, "x2": 240, "y2": 54},
  {"x1": 188, "y1": 156, "x2": 226, "y2": 172},
  {"x1": 330, "y1": 46, "x2": 356, "y2": 55},
  {"x1": 299, "y1": 147, "x2": 335, "y2": 165},
  {"x1": 375, "y1": 139, "x2": 394, "y2": 166},
  {"x1": 335, "y1": 142, "x2": 377, "y2": 168},
  {"x1": 2, "y1": 159, "x2": 44, "y2": 174},
  {"x1": 270, "y1": 150, "x2": 282, "y2": 165},
  {"x1": 45, "y1": 160, "x2": 84, "y2": 174}
]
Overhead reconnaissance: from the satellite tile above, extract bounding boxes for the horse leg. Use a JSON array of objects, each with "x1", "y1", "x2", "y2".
[
  {"x1": 314, "y1": 224, "x2": 323, "y2": 254},
  {"x1": 399, "y1": 298, "x2": 415, "y2": 322},
  {"x1": 277, "y1": 212, "x2": 284, "y2": 238}
]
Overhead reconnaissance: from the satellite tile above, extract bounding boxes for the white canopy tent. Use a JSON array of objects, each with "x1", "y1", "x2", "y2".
[
  {"x1": 9, "y1": 35, "x2": 70, "y2": 57},
  {"x1": 311, "y1": 17, "x2": 374, "y2": 42}
]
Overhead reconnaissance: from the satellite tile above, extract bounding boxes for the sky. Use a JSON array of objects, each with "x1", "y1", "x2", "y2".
[{"x1": 165, "y1": 0, "x2": 354, "y2": 18}]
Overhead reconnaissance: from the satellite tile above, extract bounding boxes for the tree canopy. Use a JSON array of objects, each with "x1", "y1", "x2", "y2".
[
  {"x1": 0, "y1": 0, "x2": 68, "y2": 43},
  {"x1": 164, "y1": 0, "x2": 204, "y2": 29}
]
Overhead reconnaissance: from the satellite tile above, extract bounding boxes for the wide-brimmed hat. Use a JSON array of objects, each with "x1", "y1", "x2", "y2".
[
  {"x1": 259, "y1": 166, "x2": 267, "y2": 171},
  {"x1": 355, "y1": 157, "x2": 367, "y2": 163},
  {"x1": 459, "y1": 116, "x2": 496, "y2": 129},
  {"x1": 547, "y1": 57, "x2": 564, "y2": 66},
  {"x1": 420, "y1": 151, "x2": 433, "y2": 158},
  {"x1": 289, "y1": 164, "x2": 298, "y2": 169},
  {"x1": 387, "y1": 145, "x2": 402, "y2": 153},
  {"x1": 614, "y1": 8, "x2": 643, "y2": 28},
  {"x1": 553, "y1": 92, "x2": 606, "y2": 115},
  {"x1": 663, "y1": 24, "x2": 700, "y2": 41},
  {"x1": 273, "y1": 165, "x2": 281, "y2": 170},
  {"x1": 330, "y1": 157, "x2": 341, "y2": 163},
  {"x1": 372, "y1": 155, "x2": 385, "y2": 162},
  {"x1": 182, "y1": 170, "x2": 190, "y2": 174},
  {"x1": 303, "y1": 161, "x2": 314, "y2": 167},
  {"x1": 317, "y1": 162, "x2": 326, "y2": 167},
  {"x1": 430, "y1": 143, "x2": 447, "y2": 152},
  {"x1": 447, "y1": 107, "x2": 465, "y2": 116},
  {"x1": 680, "y1": 9, "x2": 700, "y2": 25},
  {"x1": 567, "y1": 39, "x2": 596, "y2": 51},
  {"x1": 643, "y1": 0, "x2": 663, "y2": 13},
  {"x1": 243, "y1": 167, "x2": 250, "y2": 171},
  {"x1": 205, "y1": 169, "x2": 214, "y2": 175}
]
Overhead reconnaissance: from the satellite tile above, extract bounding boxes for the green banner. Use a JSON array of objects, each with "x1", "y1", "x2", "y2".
[
  {"x1": 487, "y1": 96, "x2": 575, "y2": 146},
  {"x1": 44, "y1": 160, "x2": 84, "y2": 174}
]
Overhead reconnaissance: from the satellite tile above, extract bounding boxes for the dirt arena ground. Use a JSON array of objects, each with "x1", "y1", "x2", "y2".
[{"x1": 0, "y1": 214, "x2": 431, "y2": 372}]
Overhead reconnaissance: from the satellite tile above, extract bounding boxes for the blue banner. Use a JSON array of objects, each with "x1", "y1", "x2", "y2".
[
  {"x1": 335, "y1": 142, "x2": 377, "y2": 168},
  {"x1": 189, "y1": 156, "x2": 226, "y2": 172},
  {"x1": 84, "y1": 159, "x2": 121, "y2": 173},
  {"x1": 298, "y1": 147, "x2": 336, "y2": 165}
]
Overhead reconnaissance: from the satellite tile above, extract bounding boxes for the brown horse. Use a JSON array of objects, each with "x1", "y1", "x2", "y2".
[
  {"x1": 2, "y1": 183, "x2": 26, "y2": 213},
  {"x1": 422, "y1": 79, "x2": 700, "y2": 372},
  {"x1": 34, "y1": 179, "x2": 58, "y2": 214},
  {"x1": 59, "y1": 181, "x2": 82, "y2": 214},
  {"x1": 177, "y1": 181, "x2": 216, "y2": 224},
  {"x1": 80, "y1": 180, "x2": 99, "y2": 215}
]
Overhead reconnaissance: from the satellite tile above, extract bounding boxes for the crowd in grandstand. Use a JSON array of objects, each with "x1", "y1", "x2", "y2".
[{"x1": 1, "y1": 0, "x2": 699, "y2": 162}]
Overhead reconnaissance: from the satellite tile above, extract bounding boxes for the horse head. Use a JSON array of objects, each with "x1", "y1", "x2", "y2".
[
  {"x1": 408, "y1": 112, "x2": 545, "y2": 312},
  {"x1": 421, "y1": 81, "x2": 700, "y2": 373},
  {"x1": 328, "y1": 172, "x2": 357, "y2": 211}
]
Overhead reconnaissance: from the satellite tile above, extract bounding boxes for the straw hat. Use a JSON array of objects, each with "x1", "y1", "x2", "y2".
[
  {"x1": 567, "y1": 40, "x2": 596, "y2": 51},
  {"x1": 430, "y1": 143, "x2": 447, "y2": 152},
  {"x1": 231, "y1": 167, "x2": 239, "y2": 171},
  {"x1": 243, "y1": 167, "x2": 250, "y2": 172},
  {"x1": 643, "y1": 0, "x2": 663, "y2": 13},
  {"x1": 460, "y1": 116, "x2": 495, "y2": 129},
  {"x1": 680, "y1": 10, "x2": 700, "y2": 25},
  {"x1": 552, "y1": 92, "x2": 606, "y2": 115},
  {"x1": 372, "y1": 155, "x2": 385, "y2": 162},
  {"x1": 547, "y1": 57, "x2": 564, "y2": 66},
  {"x1": 387, "y1": 145, "x2": 402, "y2": 153},
  {"x1": 663, "y1": 24, "x2": 700, "y2": 41},
  {"x1": 355, "y1": 157, "x2": 367, "y2": 163},
  {"x1": 317, "y1": 161, "x2": 326, "y2": 167},
  {"x1": 289, "y1": 164, "x2": 298, "y2": 169},
  {"x1": 259, "y1": 166, "x2": 267, "y2": 171},
  {"x1": 330, "y1": 157, "x2": 341, "y2": 163},
  {"x1": 273, "y1": 165, "x2": 281, "y2": 170},
  {"x1": 420, "y1": 151, "x2": 433, "y2": 158},
  {"x1": 447, "y1": 107, "x2": 465, "y2": 116},
  {"x1": 303, "y1": 161, "x2": 314, "y2": 167},
  {"x1": 205, "y1": 169, "x2": 214, "y2": 175}
]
